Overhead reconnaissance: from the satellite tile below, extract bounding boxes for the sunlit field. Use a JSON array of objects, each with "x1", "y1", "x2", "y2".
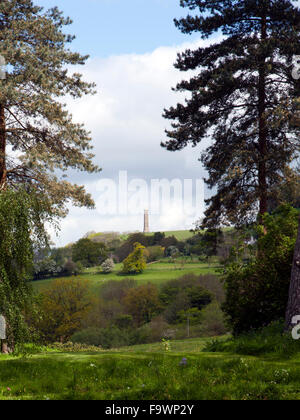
[{"x1": 32, "y1": 260, "x2": 220, "y2": 292}]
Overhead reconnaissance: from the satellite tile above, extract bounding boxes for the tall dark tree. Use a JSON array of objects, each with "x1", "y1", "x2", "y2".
[
  {"x1": 162, "y1": 0, "x2": 300, "y2": 228},
  {"x1": 0, "y1": 0, "x2": 99, "y2": 214},
  {"x1": 0, "y1": 1, "x2": 99, "y2": 352}
]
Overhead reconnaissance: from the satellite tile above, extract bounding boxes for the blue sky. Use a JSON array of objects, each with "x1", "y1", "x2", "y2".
[{"x1": 38, "y1": 0, "x2": 198, "y2": 57}]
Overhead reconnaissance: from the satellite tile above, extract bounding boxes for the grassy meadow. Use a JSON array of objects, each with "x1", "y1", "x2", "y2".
[
  {"x1": 1, "y1": 336, "x2": 300, "y2": 400},
  {"x1": 32, "y1": 259, "x2": 220, "y2": 292},
  {"x1": 89, "y1": 230, "x2": 195, "y2": 243}
]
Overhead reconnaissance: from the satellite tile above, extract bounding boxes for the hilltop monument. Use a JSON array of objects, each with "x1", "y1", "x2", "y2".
[{"x1": 143, "y1": 210, "x2": 150, "y2": 233}]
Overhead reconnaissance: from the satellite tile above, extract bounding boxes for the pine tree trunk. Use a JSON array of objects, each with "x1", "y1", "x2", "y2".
[
  {"x1": 0, "y1": 103, "x2": 6, "y2": 188},
  {"x1": 0, "y1": 103, "x2": 7, "y2": 353},
  {"x1": 285, "y1": 216, "x2": 300, "y2": 330},
  {"x1": 258, "y1": 14, "x2": 268, "y2": 224}
]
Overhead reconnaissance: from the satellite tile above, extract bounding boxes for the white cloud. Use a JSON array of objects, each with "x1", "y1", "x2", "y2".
[{"x1": 53, "y1": 38, "x2": 214, "y2": 246}]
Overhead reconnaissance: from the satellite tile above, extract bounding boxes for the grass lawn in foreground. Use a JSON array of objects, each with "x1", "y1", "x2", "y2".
[{"x1": 0, "y1": 336, "x2": 299, "y2": 400}]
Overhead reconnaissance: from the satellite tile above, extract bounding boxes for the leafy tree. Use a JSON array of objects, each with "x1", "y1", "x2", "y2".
[
  {"x1": 72, "y1": 238, "x2": 107, "y2": 267},
  {"x1": 0, "y1": 0, "x2": 99, "y2": 212},
  {"x1": 0, "y1": 189, "x2": 49, "y2": 352},
  {"x1": 121, "y1": 242, "x2": 147, "y2": 275},
  {"x1": 190, "y1": 229, "x2": 223, "y2": 261},
  {"x1": 0, "y1": 1, "x2": 98, "y2": 352},
  {"x1": 100, "y1": 278, "x2": 137, "y2": 302},
  {"x1": 163, "y1": 0, "x2": 300, "y2": 228},
  {"x1": 50, "y1": 247, "x2": 72, "y2": 267},
  {"x1": 33, "y1": 256, "x2": 62, "y2": 280},
  {"x1": 123, "y1": 283, "x2": 162, "y2": 326},
  {"x1": 165, "y1": 246, "x2": 180, "y2": 258},
  {"x1": 160, "y1": 275, "x2": 213, "y2": 324},
  {"x1": 101, "y1": 258, "x2": 115, "y2": 274},
  {"x1": 163, "y1": 291, "x2": 191, "y2": 324},
  {"x1": 115, "y1": 233, "x2": 150, "y2": 262},
  {"x1": 63, "y1": 259, "x2": 83, "y2": 276},
  {"x1": 222, "y1": 205, "x2": 299, "y2": 334},
  {"x1": 179, "y1": 308, "x2": 203, "y2": 326},
  {"x1": 152, "y1": 232, "x2": 166, "y2": 245},
  {"x1": 268, "y1": 167, "x2": 300, "y2": 212},
  {"x1": 36, "y1": 278, "x2": 93, "y2": 342},
  {"x1": 82, "y1": 298, "x2": 125, "y2": 330},
  {"x1": 161, "y1": 235, "x2": 179, "y2": 250}
]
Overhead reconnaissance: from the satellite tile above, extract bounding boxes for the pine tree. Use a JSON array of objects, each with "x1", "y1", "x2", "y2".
[
  {"x1": 162, "y1": 0, "x2": 300, "y2": 228},
  {"x1": 0, "y1": 0, "x2": 99, "y2": 352},
  {"x1": 0, "y1": 0, "x2": 99, "y2": 215}
]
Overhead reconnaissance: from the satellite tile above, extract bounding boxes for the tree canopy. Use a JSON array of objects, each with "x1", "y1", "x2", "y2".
[
  {"x1": 163, "y1": 0, "x2": 300, "y2": 228},
  {"x1": 0, "y1": 0, "x2": 99, "y2": 216}
]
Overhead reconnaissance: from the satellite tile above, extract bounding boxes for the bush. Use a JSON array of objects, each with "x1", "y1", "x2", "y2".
[
  {"x1": 199, "y1": 302, "x2": 228, "y2": 336},
  {"x1": 71, "y1": 328, "x2": 104, "y2": 347},
  {"x1": 145, "y1": 246, "x2": 165, "y2": 262},
  {"x1": 203, "y1": 321, "x2": 300, "y2": 359},
  {"x1": 72, "y1": 327, "x2": 131, "y2": 349},
  {"x1": 63, "y1": 260, "x2": 83, "y2": 276},
  {"x1": 222, "y1": 205, "x2": 299, "y2": 335},
  {"x1": 101, "y1": 258, "x2": 115, "y2": 274}
]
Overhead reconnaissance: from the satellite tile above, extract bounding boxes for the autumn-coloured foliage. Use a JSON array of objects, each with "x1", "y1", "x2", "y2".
[
  {"x1": 123, "y1": 284, "x2": 162, "y2": 326},
  {"x1": 37, "y1": 278, "x2": 93, "y2": 342}
]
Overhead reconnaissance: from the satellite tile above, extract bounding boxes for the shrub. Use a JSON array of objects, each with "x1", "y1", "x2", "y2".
[
  {"x1": 63, "y1": 259, "x2": 83, "y2": 276},
  {"x1": 114, "y1": 314, "x2": 134, "y2": 330},
  {"x1": 146, "y1": 246, "x2": 165, "y2": 262},
  {"x1": 72, "y1": 327, "x2": 131, "y2": 349},
  {"x1": 222, "y1": 205, "x2": 299, "y2": 335},
  {"x1": 203, "y1": 321, "x2": 300, "y2": 359},
  {"x1": 199, "y1": 302, "x2": 228, "y2": 336},
  {"x1": 165, "y1": 246, "x2": 179, "y2": 258},
  {"x1": 101, "y1": 258, "x2": 115, "y2": 274},
  {"x1": 71, "y1": 328, "x2": 105, "y2": 347}
]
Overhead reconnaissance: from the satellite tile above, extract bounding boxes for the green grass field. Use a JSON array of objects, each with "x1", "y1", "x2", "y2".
[
  {"x1": 32, "y1": 260, "x2": 219, "y2": 292},
  {"x1": 89, "y1": 230, "x2": 194, "y2": 242},
  {"x1": 1, "y1": 337, "x2": 300, "y2": 400}
]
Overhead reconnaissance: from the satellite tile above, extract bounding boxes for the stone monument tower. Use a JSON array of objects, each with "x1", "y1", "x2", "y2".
[{"x1": 143, "y1": 210, "x2": 150, "y2": 233}]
